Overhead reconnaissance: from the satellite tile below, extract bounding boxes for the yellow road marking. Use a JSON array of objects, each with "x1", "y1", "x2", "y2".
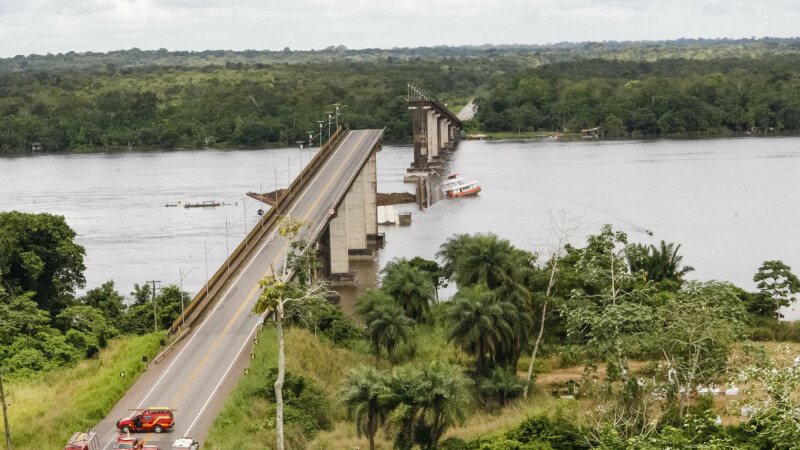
[{"x1": 140, "y1": 130, "x2": 372, "y2": 445}]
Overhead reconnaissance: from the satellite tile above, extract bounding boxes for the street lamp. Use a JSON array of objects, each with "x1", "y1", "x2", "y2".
[
  {"x1": 242, "y1": 197, "x2": 260, "y2": 246},
  {"x1": 326, "y1": 111, "x2": 333, "y2": 142},
  {"x1": 204, "y1": 242, "x2": 219, "y2": 295},
  {"x1": 179, "y1": 266, "x2": 198, "y2": 328},
  {"x1": 317, "y1": 120, "x2": 324, "y2": 145},
  {"x1": 334, "y1": 104, "x2": 347, "y2": 129}
]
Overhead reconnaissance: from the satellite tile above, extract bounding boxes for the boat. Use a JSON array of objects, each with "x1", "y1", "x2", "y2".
[
  {"x1": 442, "y1": 173, "x2": 482, "y2": 198},
  {"x1": 184, "y1": 200, "x2": 221, "y2": 208}
]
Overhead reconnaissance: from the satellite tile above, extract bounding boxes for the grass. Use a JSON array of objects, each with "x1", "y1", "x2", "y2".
[
  {"x1": 205, "y1": 327, "x2": 375, "y2": 450},
  {"x1": 5, "y1": 332, "x2": 165, "y2": 450},
  {"x1": 206, "y1": 322, "x2": 560, "y2": 450}
]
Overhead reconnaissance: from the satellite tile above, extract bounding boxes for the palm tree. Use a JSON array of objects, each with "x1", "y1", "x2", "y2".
[
  {"x1": 381, "y1": 260, "x2": 435, "y2": 322},
  {"x1": 445, "y1": 285, "x2": 515, "y2": 375},
  {"x1": 339, "y1": 367, "x2": 392, "y2": 450},
  {"x1": 385, "y1": 363, "x2": 471, "y2": 449},
  {"x1": 627, "y1": 240, "x2": 694, "y2": 283},
  {"x1": 365, "y1": 303, "x2": 415, "y2": 364},
  {"x1": 479, "y1": 366, "x2": 525, "y2": 407},
  {"x1": 413, "y1": 362, "x2": 472, "y2": 448},
  {"x1": 454, "y1": 233, "x2": 518, "y2": 289}
]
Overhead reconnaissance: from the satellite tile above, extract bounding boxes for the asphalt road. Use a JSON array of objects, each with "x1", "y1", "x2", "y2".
[{"x1": 93, "y1": 129, "x2": 384, "y2": 450}]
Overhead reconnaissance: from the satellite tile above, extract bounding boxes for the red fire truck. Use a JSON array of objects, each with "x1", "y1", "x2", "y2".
[
  {"x1": 114, "y1": 434, "x2": 143, "y2": 450},
  {"x1": 64, "y1": 429, "x2": 99, "y2": 450},
  {"x1": 116, "y1": 407, "x2": 176, "y2": 433}
]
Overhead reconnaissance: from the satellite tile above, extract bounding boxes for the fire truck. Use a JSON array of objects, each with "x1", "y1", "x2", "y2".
[
  {"x1": 64, "y1": 429, "x2": 99, "y2": 450},
  {"x1": 114, "y1": 433, "x2": 143, "y2": 450},
  {"x1": 116, "y1": 407, "x2": 176, "y2": 433}
]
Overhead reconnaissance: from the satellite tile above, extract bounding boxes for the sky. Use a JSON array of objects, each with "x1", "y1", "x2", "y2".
[{"x1": 1, "y1": 0, "x2": 799, "y2": 57}]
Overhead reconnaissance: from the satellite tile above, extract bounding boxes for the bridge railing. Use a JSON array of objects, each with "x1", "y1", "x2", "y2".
[{"x1": 167, "y1": 125, "x2": 348, "y2": 336}]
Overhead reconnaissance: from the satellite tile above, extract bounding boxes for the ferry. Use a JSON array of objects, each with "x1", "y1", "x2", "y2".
[{"x1": 442, "y1": 173, "x2": 482, "y2": 198}]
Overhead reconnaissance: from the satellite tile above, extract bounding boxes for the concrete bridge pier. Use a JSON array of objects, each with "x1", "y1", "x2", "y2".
[
  {"x1": 427, "y1": 110, "x2": 441, "y2": 162},
  {"x1": 327, "y1": 146, "x2": 382, "y2": 284},
  {"x1": 407, "y1": 94, "x2": 463, "y2": 172},
  {"x1": 410, "y1": 105, "x2": 430, "y2": 170}
]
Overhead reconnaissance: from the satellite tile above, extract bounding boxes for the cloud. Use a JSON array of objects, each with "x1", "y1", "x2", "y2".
[{"x1": 1, "y1": 0, "x2": 800, "y2": 56}]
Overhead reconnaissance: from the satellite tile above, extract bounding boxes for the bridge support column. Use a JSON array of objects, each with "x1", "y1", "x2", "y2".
[
  {"x1": 329, "y1": 206, "x2": 350, "y2": 276},
  {"x1": 427, "y1": 110, "x2": 441, "y2": 160},
  {"x1": 346, "y1": 167, "x2": 370, "y2": 260},
  {"x1": 410, "y1": 105, "x2": 429, "y2": 170},
  {"x1": 440, "y1": 119, "x2": 450, "y2": 152},
  {"x1": 364, "y1": 152, "x2": 382, "y2": 248}
]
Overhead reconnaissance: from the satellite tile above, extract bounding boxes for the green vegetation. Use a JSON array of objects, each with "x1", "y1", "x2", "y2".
[
  {"x1": 475, "y1": 56, "x2": 800, "y2": 136},
  {"x1": 5, "y1": 332, "x2": 163, "y2": 450},
  {"x1": 7, "y1": 38, "x2": 800, "y2": 153},
  {"x1": 210, "y1": 221, "x2": 800, "y2": 449},
  {"x1": 0, "y1": 211, "x2": 190, "y2": 380}
]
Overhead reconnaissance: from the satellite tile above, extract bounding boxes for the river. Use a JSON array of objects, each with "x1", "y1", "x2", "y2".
[{"x1": 1, "y1": 136, "x2": 799, "y2": 318}]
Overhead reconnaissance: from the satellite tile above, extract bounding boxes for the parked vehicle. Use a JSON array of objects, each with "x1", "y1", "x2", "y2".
[
  {"x1": 64, "y1": 429, "x2": 99, "y2": 450},
  {"x1": 116, "y1": 407, "x2": 176, "y2": 433},
  {"x1": 172, "y1": 437, "x2": 200, "y2": 450},
  {"x1": 115, "y1": 434, "x2": 143, "y2": 450}
]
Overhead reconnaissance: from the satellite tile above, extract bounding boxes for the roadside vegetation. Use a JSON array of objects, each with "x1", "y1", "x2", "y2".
[
  {"x1": 206, "y1": 211, "x2": 800, "y2": 449},
  {"x1": 5, "y1": 332, "x2": 163, "y2": 449},
  {"x1": 0, "y1": 211, "x2": 191, "y2": 445}
]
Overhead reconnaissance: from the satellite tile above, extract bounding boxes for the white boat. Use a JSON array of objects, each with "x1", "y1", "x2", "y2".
[{"x1": 442, "y1": 173, "x2": 482, "y2": 198}]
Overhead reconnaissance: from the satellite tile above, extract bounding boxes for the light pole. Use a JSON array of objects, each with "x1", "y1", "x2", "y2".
[
  {"x1": 204, "y1": 242, "x2": 219, "y2": 295},
  {"x1": 326, "y1": 111, "x2": 333, "y2": 142},
  {"x1": 317, "y1": 120, "x2": 324, "y2": 146},
  {"x1": 242, "y1": 197, "x2": 259, "y2": 246},
  {"x1": 0, "y1": 367, "x2": 10, "y2": 450},
  {"x1": 334, "y1": 104, "x2": 347, "y2": 129},
  {"x1": 179, "y1": 266, "x2": 198, "y2": 328}
]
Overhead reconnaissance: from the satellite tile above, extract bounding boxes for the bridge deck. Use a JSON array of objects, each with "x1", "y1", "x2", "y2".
[{"x1": 94, "y1": 129, "x2": 384, "y2": 449}]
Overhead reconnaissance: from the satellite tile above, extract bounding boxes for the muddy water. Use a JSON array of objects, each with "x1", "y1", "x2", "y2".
[{"x1": 2, "y1": 137, "x2": 799, "y2": 317}]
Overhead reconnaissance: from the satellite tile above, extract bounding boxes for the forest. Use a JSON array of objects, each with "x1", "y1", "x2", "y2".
[{"x1": 3, "y1": 39, "x2": 800, "y2": 153}]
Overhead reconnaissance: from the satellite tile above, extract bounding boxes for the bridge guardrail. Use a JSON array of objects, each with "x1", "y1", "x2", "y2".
[{"x1": 167, "y1": 125, "x2": 348, "y2": 335}]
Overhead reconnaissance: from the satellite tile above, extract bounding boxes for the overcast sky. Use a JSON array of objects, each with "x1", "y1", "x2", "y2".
[{"x1": 1, "y1": 0, "x2": 799, "y2": 57}]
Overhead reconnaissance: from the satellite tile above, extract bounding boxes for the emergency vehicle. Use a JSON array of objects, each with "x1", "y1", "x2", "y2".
[
  {"x1": 116, "y1": 407, "x2": 176, "y2": 433},
  {"x1": 64, "y1": 429, "x2": 99, "y2": 450},
  {"x1": 171, "y1": 437, "x2": 200, "y2": 450},
  {"x1": 114, "y1": 433, "x2": 143, "y2": 450}
]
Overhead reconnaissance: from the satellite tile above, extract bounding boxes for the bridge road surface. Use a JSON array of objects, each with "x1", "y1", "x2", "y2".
[{"x1": 93, "y1": 129, "x2": 384, "y2": 450}]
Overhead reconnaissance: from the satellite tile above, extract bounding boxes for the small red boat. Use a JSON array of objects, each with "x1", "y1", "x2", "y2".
[{"x1": 442, "y1": 173, "x2": 482, "y2": 198}]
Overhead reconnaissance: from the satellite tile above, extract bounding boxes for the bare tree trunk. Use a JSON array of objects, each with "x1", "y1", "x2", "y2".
[
  {"x1": 524, "y1": 249, "x2": 560, "y2": 398},
  {"x1": 275, "y1": 310, "x2": 285, "y2": 450},
  {"x1": 524, "y1": 301, "x2": 547, "y2": 398}
]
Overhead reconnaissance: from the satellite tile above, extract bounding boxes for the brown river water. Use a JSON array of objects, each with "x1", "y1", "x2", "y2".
[{"x1": 1, "y1": 136, "x2": 799, "y2": 318}]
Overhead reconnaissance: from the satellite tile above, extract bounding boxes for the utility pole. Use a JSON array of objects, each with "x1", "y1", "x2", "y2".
[
  {"x1": 147, "y1": 280, "x2": 161, "y2": 332},
  {"x1": 0, "y1": 368, "x2": 10, "y2": 450}
]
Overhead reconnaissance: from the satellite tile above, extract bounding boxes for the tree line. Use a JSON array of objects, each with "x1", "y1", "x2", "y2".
[
  {"x1": 5, "y1": 42, "x2": 800, "y2": 153},
  {"x1": 475, "y1": 56, "x2": 800, "y2": 135}
]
